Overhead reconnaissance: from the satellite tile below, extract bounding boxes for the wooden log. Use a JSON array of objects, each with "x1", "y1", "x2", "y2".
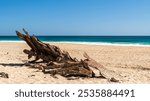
[
  {"x1": 84, "y1": 52, "x2": 119, "y2": 81},
  {"x1": 16, "y1": 29, "x2": 119, "y2": 82},
  {"x1": 16, "y1": 29, "x2": 76, "y2": 62},
  {"x1": 0, "y1": 72, "x2": 9, "y2": 78},
  {"x1": 43, "y1": 66, "x2": 94, "y2": 77},
  {"x1": 16, "y1": 31, "x2": 37, "y2": 52}
]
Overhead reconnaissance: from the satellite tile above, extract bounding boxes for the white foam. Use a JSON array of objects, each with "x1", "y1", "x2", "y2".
[
  {"x1": 43, "y1": 41, "x2": 150, "y2": 47},
  {"x1": 1, "y1": 40, "x2": 150, "y2": 47}
]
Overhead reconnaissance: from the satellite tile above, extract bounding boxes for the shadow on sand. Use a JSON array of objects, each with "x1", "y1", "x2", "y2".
[{"x1": 0, "y1": 63, "x2": 30, "y2": 67}]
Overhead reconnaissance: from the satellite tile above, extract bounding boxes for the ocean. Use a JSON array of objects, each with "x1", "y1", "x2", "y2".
[{"x1": 0, "y1": 36, "x2": 150, "y2": 46}]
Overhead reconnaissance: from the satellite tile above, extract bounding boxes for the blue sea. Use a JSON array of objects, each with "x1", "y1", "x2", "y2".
[{"x1": 0, "y1": 36, "x2": 150, "y2": 46}]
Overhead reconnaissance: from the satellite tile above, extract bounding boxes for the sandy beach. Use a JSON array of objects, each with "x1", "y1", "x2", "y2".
[{"x1": 0, "y1": 42, "x2": 150, "y2": 84}]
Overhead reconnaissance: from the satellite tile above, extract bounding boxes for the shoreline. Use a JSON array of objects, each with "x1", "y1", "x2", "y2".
[{"x1": 0, "y1": 41, "x2": 150, "y2": 47}]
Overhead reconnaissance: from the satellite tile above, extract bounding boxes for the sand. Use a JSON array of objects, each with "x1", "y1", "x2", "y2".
[{"x1": 0, "y1": 42, "x2": 150, "y2": 84}]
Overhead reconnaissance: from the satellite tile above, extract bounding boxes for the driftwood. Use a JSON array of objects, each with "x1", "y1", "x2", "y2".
[
  {"x1": 0, "y1": 72, "x2": 9, "y2": 78},
  {"x1": 16, "y1": 29, "x2": 119, "y2": 82}
]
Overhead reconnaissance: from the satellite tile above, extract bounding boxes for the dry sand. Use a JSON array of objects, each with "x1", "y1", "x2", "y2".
[{"x1": 0, "y1": 42, "x2": 150, "y2": 84}]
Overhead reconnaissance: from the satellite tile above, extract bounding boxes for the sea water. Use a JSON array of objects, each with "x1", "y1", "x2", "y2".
[{"x1": 0, "y1": 36, "x2": 150, "y2": 46}]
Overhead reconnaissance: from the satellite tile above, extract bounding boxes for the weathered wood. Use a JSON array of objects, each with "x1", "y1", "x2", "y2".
[
  {"x1": 16, "y1": 29, "x2": 119, "y2": 82},
  {"x1": 83, "y1": 52, "x2": 119, "y2": 81},
  {"x1": 0, "y1": 72, "x2": 9, "y2": 78},
  {"x1": 43, "y1": 66, "x2": 93, "y2": 77}
]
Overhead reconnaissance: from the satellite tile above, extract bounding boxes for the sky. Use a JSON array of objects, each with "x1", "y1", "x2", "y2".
[{"x1": 0, "y1": 0, "x2": 150, "y2": 36}]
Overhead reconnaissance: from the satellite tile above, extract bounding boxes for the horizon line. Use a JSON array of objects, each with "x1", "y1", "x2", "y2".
[{"x1": 1, "y1": 35, "x2": 150, "y2": 37}]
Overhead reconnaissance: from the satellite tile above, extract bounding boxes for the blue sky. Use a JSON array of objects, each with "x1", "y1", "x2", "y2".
[{"x1": 0, "y1": 0, "x2": 150, "y2": 35}]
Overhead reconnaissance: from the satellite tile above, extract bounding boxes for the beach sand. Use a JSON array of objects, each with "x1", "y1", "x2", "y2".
[{"x1": 0, "y1": 42, "x2": 150, "y2": 84}]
